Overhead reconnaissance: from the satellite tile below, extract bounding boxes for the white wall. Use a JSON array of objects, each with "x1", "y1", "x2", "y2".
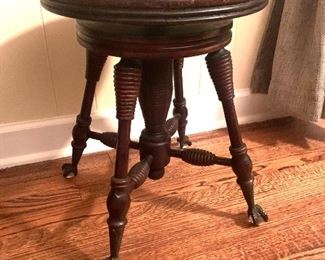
[{"x1": 0, "y1": 1, "x2": 279, "y2": 168}]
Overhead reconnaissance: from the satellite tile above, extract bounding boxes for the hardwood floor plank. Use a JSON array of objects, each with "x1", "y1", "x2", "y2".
[{"x1": 0, "y1": 118, "x2": 324, "y2": 259}]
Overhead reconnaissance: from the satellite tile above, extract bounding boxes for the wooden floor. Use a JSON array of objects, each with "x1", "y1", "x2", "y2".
[{"x1": 0, "y1": 117, "x2": 324, "y2": 260}]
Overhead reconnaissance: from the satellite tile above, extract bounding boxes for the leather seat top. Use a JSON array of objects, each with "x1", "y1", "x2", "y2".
[
  {"x1": 41, "y1": 0, "x2": 268, "y2": 24},
  {"x1": 43, "y1": 0, "x2": 249, "y2": 9}
]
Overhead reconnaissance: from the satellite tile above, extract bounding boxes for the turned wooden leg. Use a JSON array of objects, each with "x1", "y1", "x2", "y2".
[
  {"x1": 173, "y1": 59, "x2": 192, "y2": 148},
  {"x1": 206, "y1": 49, "x2": 268, "y2": 225},
  {"x1": 62, "y1": 50, "x2": 107, "y2": 178},
  {"x1": 139, "y1": 59, "x2": 173, "y2": 180},
  {"x1": 107, "y1": 59, "x2": 142, "y2": 260}
]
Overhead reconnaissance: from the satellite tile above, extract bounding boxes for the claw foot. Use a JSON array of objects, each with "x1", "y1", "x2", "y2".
[
  {"x1": 248, "y1": 204, "x2": 268, "y2": 226},
  {"x1": 177, "y1": 135, "x2": 192, "y2": 149},
  {"x1": 62, "y1": 163, "x2": 78, "y2": 179}
]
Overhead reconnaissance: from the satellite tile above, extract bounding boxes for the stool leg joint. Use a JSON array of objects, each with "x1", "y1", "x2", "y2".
[
  {"x1": 169, "y1": 148, "x2": 231, "y2": 167},
  {"x1": 88, "y1": 131, "x2": 140, "y2": 150},
  {"x1": 128, "y1": 155, "x2": 153, "y2": 191},
  {"x1": 166, "y1": 114, "x2": 181, "y2": 136}
]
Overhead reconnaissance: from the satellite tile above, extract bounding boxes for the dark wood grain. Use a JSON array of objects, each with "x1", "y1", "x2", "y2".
[
  {"x1": 139, "y1": 59, "x2": 173, "y2": 180},
  {"x1": 0, "y1": 118, "x2": 324, "y2": 259},
  {"x1": 62, "y1": 51, "x2": 107, "y2": 178},
  {"x1": 41, "y1": 0, "x2": 250, "y2": 9},
  {"x1": 173, "y1": 59, "x2": 192, "y2": 148},
  {"x1": 206, "y1": 49, "x2": 268, "y2": 225},
  {"x1": 40, "y1": 0, "x2": 268, "y2": 24},
  {"x1": 76, "y1": 19, "x2": 233, "y2": 59},
  {"x1": 107, "y1": 59, "x2": 142, "y2": 259}
]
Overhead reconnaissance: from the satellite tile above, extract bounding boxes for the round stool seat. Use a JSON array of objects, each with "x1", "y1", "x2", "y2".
[
  {"x1": 75, "y1": 19, "x2": 233, "y2": 58},
  {"x1": 41, "y1": 0, "x2": 268, "y2": 58},
  {"x1": 41, "y1": 0, "x2": 267, "y2": 24}
]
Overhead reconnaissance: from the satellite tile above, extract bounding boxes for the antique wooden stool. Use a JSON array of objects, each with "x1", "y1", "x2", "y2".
[{"x1": 41, "y1": 0, "x2": 269, "y2": 258}]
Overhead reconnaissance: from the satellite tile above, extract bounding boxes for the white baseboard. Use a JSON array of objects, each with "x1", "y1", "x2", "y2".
[{"x1": 0, "y1": 89, "x2": 280, "y2": 169}]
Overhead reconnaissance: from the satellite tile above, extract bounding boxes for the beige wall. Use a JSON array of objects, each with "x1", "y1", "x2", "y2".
[{"x1": 0, "y1": 1, "x2": 274, "y2": 124}]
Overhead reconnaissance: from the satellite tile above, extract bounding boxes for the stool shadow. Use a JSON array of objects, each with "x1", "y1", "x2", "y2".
[
  {"x1": 139, "y1": 188, "x2": 251, "y2": 229},
  {"x1": 242, "y1": 117, "x2": 325, "y2": 150}
]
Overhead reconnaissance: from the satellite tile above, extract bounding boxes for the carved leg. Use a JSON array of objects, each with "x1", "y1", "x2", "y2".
[
  {"x1": 206, "y1": 49, "x2": 268, "y2": 226},
  {"x1": 62, "y1": 50, "x2": 107, "y2": 178},
  {"x1": 107, "y1": 59, "x2": 141, "y2": 260},
  {"x1": 139, "y1": 59, "x2": 173, "y2": 180},
  {"x1": 173, "y1": 59, "x2": 192, "y2": 148}
]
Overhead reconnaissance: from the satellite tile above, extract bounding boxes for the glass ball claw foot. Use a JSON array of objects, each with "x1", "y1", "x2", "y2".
[
  {"x1": 248, "y1": 204, "x2": 268, "y2": 226},
  {"x1": 62, "y1": 163, "x2": 78, "y2": 179}
]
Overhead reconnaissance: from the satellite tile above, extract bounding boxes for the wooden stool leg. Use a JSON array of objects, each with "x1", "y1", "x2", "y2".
[
  {"x1": 107, "y1": 59, "x2": 142, "y2": 260},
  {"x1": 139, "y1": 59, "x2": 173, "y2": 180},
  {"x1": 62, "y1": 50, "x2": 107, "y2": 178},
  {"x1": 206, "y1": 49, "x2": 268, "y2": 226},
  {"x1": 173, "y1": 59, "x2": 192, "y2": 148}
]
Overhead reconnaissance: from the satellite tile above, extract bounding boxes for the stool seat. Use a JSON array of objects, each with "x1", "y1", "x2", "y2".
[
  {"x1": 41, "y1": 0, "x2": 267, "y2": 24},
  {"x1": 41, "y1": 0, "x2": 268, "y2": 58}
]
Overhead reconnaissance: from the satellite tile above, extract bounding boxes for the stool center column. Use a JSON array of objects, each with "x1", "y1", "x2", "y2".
[{"x1": 139, "y1": 59, "x2": 173, "y2": 180}]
